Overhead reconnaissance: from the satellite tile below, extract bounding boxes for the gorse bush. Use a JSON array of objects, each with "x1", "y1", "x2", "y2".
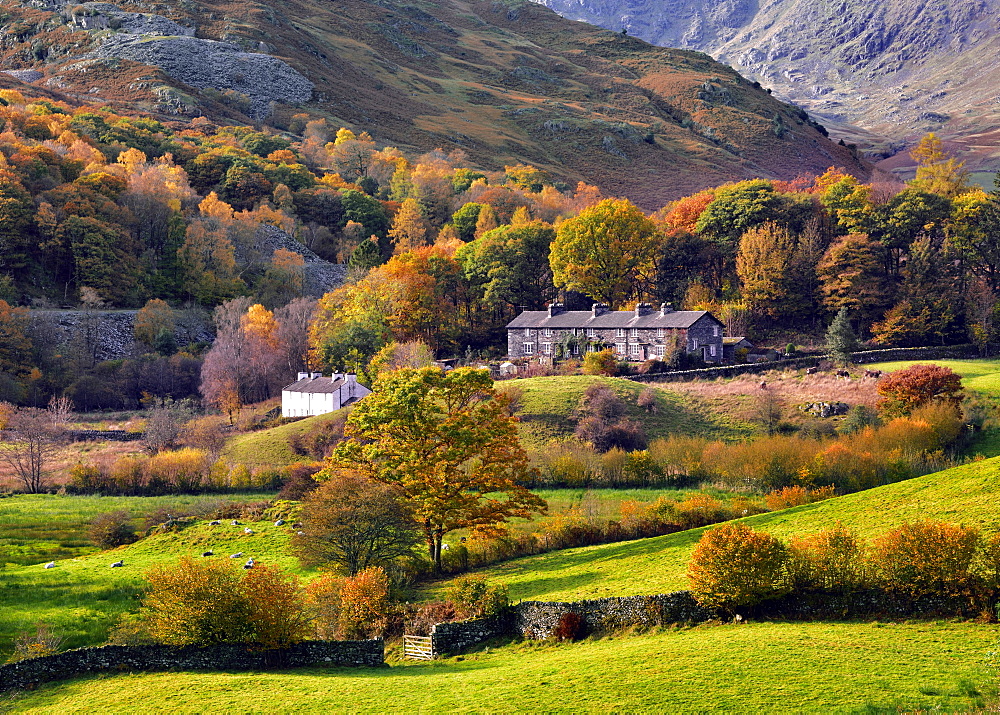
[
  {"x1": 687, "y1": 523, "x2": 790, "y2": 611},
  {"x1": 787, "y1": 524, "x2": 867, "y2": 592}
]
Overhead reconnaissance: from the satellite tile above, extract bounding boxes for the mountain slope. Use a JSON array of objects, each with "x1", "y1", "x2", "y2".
[
  {"x1": 533, "y1": 0, "x2": 1000, "y2": 176},
  {"x1": 0, "y1": 0, "x2": 867, "y2": 207}
]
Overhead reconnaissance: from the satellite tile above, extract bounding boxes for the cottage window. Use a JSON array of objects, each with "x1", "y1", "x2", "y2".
[
  {"x1": 713, "y1": 325, "x2": 720, "y2": 337},
  {"x1": 524, "y1": 328, "x2": 531, "y2": 337},
  {"x1": 691, "y1": 338, "x2": 699, "y2": 349},
  {"x1": 630, "y1": 328, "x2": 638, "y2": 338},
  {"x1": 586, "y1": 328, "x2": 595, "y2": 337},
  {"x1": 523, "y1": 342, "x2": 535, "y2": 354},
  {"x1": 615, "y1": 343, "x2": 626, "y2": 355},
  {"x1": 617, "y1": 328, "x2": 626, "y2": 338},
  {"x1": 709, "y1": 344, "x2": 717, "y2": 357},
  {"x1": 654, "y1": 345, "x2": 665, "y2": 357},
  {"x1": 571, "y1": 344, "x2": 580, "y2": 356},
  {"x1": 542, "y1": 343, "x2": 553, "y2": 355},
  {"x1": 544, "y1": 328, "x2": 552, "y2": 337},
  {"x1": 657, "y1": 328, "x2": 665, "y2": 338},
  {"x1": 629, "y1": 344, "x2": 642, "y2": 357}
]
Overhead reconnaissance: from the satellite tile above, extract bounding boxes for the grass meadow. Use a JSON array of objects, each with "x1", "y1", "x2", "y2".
[{"x1": 4, "y1": 621, "x2": 996, "y2": 713}]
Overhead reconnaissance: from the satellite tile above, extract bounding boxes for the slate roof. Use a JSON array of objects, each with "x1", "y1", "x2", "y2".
[
  {"x1": 506, "y1": 309, "x2": 718, "y2": 330},
  {"x1": 282, "y1": 376, "x2": 348, "y2": 393},
  {"x1": 723, "y1": 337, "x2": 753, "y2": 346}
]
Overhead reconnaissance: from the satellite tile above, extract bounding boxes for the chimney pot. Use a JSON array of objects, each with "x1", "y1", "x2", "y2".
[
  {"x1": 311, "y1": 372, "x2": 322, "y2": 379},
  {"x1": 547, "y1": 302, "x2": 565, "y2": 317},
  {"x1": 636, "y1": 302, "x2": 652, "y2": 317},
  {"x1": 297, "y1": 372, "x2": 309, "y2": 380},
  {"x1": 591, "y1": 303, "x2": 608, "y2": 317},
  {"x1": 660, "y1": 303, "x2": 674, "y2": 315}
]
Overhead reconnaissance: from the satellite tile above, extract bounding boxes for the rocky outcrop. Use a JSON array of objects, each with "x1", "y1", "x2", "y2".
[{"x1": 87, "y1": 35, "x2": 313, "y2": 119}]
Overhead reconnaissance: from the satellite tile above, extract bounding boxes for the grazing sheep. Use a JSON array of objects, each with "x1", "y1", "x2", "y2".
[
  {"x1": 244, "y1": 558, "x2": 255, "y2": 569},
  {"x1": 296, "y1": 531, "x2": 305, "y2": 536},
  {"x1": 210, "y1": 520, "x2": 221, "y2": 526},
  {"x1": 202, "y1": 551, "x2": 214, "y2": 557},
  {"x1": 759, "y1": 381, "x2": 767, "y2": 389},
  {"x1": 805, "y1": 367, "x2": 819, "y2": 375},
  {"x1": 231, "y1": 520, "x2": 242, "y2": 526},
  {"x1": 292, "y1": 522, "x2": 302, "y2": 528},
  {"x1": 864, "y1": 369, "x2": 883, "y2": 379},
  {"x1": 836, "y1": 369, "x2": 851, "y2": 379},
  {"x1": 44, "y1": 562, "x2": 55, "y2": 569},
  {"x1": 110, "y1": 560, "x2": 124, "y2": 568},
  {"x1": 244, "y1": 527, "x2": 254, "y2": 535},
  {"x1": 274, "y1": 519, "x2": 286, "y2": 526},
  {"x1": 229, "y1": 552, "x2": 243, "y2": 559}
]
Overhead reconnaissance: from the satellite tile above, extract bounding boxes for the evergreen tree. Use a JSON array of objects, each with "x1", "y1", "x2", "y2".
[{"x1": 826, "y1": 307, "x2": 858, "y2": 365}]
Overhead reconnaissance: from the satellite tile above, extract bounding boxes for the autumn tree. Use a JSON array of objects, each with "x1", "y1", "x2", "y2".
[
  {"x1": 816, "y1": 233, "x2": 888, "y2": 320},
  {"x1": 389, "y1": 197, "x2": 429, "y2": 254},
  {"x1": 257, "y1": 248, "x2": 305, "y2": 308},
  {"x1": 876, "y1": 364, "x2": 964, "y2": 416},
  {"x1": 328, "y1": 367, "x2": 546, "y2": 570},
  {"x1": 736, "y1": 222, "x2": 799, "y2": 320},
  {"x1": 0, "y1": 299, "x2": 33, "y2": 377},
  {"x1": 366, "y1": 341, "x2": 435, "y2": 382},
  {"x1": 909, "y1": 133, "x2": 970, "y2": 198},
  {"x1": 178, "y1": 194, "x2": 246, "y2": 305},
  {"x1": 870, "y1": 521, "x2": 980, "y2": 597},
  {"x1": 134, "y1": 298, "x2": 176, "y2": 353},
  {"x1": 0, "y1": 402, "x2": 69, "y2": 493},
  {"x1": 549, "y1": 198, "x2": 662, "y2": 308},
  {"x1": 292, "y1": 471, "x2": 421, "y2": 575}
]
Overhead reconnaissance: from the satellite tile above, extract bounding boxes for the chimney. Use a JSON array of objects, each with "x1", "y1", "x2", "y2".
[
  {"x1": 635, "y1": 302, "x2": 652, "y2": 317},
  {"x1": 311, "y1": 372, "x2": 323, "y2": 379},
  {"x1": 660, "y1": 303, "x2": 674, "y2": 316},
  {"x1": 297, "y1": 372, "x2": 309, "y2": 380},
  {"x1": 547, "y1": 303, "x2": 565, "y2": 317},
  {"x1": 591, "y1": 303, "x2": 608, "y2": 317}
]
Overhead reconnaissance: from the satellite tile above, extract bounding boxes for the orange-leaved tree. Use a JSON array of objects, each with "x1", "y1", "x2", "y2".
[
  {"x1": 876, "y1": 364, "x2": 964, "y2": 416},
  {"x1": 328, "y1": 366, "x2": 545, "y2": 570},
  {"x1": 687, "y1": 522, "x2": 790, "y2": 610}
]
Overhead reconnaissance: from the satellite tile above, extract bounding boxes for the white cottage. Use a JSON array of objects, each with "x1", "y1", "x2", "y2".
[{"x1": 280, "y1": 372, "x2": 371, "y2": 418}]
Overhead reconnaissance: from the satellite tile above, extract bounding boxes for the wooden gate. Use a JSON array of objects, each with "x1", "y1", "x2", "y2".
[{"x1": 403, "y1": 635, "x2": 434, "y2": 660}]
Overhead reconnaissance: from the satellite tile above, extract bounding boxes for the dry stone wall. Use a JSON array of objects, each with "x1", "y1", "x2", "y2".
[{"x1": 0, "y1": 640, "x2": 384, "y2": 692}]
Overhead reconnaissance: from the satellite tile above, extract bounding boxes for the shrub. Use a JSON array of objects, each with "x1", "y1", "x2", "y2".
[
  {"x1": 673, "y1": 494, "x2": 730, "y2": 530},
  {"x1": 637, "y1": 387, "x2": 658, "y2": 412},
  {"x1": 446, "y1": 574, "x2": 509, "y2": 619},
  {"x1": 687, "y1": 522, "x2": 790, "y2": 610},
  {"x1": 308, "y1": 567, "x2": 393, "y2": 640},
  {"x1": 582, "y1": 349, "x2": 618, "y2": 376},
  {"x1": 139, "y1": 558, "x2": 309, "y2": 649},
  {"x1": 551, "y1": 611, "x2": 585, "y2": 642},
  {"x1": 88, "y1": 510, "x2": 138, "y2": 548},
  {"x1": 787, "y1": 524, "x2": 866, "y2": 592},
  {"x1": 870, "y1": 520, "x2": 981, "y2": 597},
  {"x1": 5, "y1": 624, "x2": 64, "y2": 663},
  {"x1": 405, "y1": 601, "x2": 459, "y2": 636}
]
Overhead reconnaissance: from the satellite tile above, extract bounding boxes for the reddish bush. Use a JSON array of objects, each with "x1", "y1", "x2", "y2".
[
  {"x1": 551, "y1": 611, "x2": 585, "y2": 641},
  {"x1": 787, "y1": 524, "x2": 866, "y2": 592},
  {"x1": 877, "y1": 364, "x2": 964, "y2": 416}
]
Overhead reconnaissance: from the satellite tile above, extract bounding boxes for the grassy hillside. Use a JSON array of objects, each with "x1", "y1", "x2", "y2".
[
  {"x1": 222, "y1": 408, "x2": 349, "y2": 467},
  {"x1": 464, "y1": 455, "x2": 1000, "y2": 602},
  {"x1": 5, "y1": 621, "x2": 995, "y2": 712},
  {"x1": 0, "y1": 514, "x2": 299, "y2": 655}
]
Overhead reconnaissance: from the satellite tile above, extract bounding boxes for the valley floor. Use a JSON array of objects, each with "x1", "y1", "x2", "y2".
[{"x1": 4, "y1": 621, "x2": 996, "y2": 713}]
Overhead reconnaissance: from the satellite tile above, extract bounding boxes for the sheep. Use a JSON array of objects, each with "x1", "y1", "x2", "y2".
[
  {"x1": 202, "y1": 550, "x2": 214, "y2": 557},
  {"x1": 274, "y1": 519, "x2": 286, "y2": 526},
  {"x1": 836, "y1": 369, "x2": 851, "y2": 379},
  {"x1": 244, "y1": 527, "x2": 254, "y2": 535},
  {"x1": 759, "y1": 381, "x2": 767, "y2": 389},
  {"x1": 231, "y1": 520, "x2": 242, "y2": 526},
  {"x1": 210, "y1": 520, "x2": 221, "y2": 526},
  {"x1": 229, "y1": 552, "x2": 243, "y2": 559},
  {"x1": 110, "y1": 560, "x2": 124, "y2": 568},
  {"x1": 244, "y1": 558, "x2": 255, "y2": 569},
  {"x1": 805, "y1": 366, "x2": 818, "y2": 375},
  {"x1": 864, "y1": 369, "x2": 883, "y2": 379},
  {"x1": 296, "y1": 530, "x2": 305, "y2": 536},
  {"x1": 44, "y1": 561, "x2": 55, "y2": 569}
]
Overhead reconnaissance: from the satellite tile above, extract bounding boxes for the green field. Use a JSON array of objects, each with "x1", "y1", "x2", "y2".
[
  {"x1": 465, "y1": 455, "x2": 1000, "y2": 602},
  {"x1": 4, "y1": 621, "x2": 996, "y2": 713},
  {"x1": 222, "y1": 408, "x2": 349, "y2": 467}
]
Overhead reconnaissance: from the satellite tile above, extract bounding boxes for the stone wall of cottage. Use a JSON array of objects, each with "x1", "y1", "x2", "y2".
[{"x1": 508, "y1": 324, "x2": 727, "y2": 362}]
